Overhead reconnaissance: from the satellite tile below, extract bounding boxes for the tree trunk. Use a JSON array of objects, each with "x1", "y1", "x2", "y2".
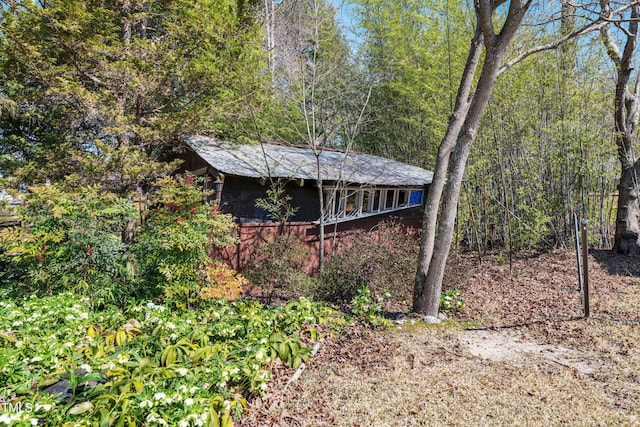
[
  {"x1": 317, "y1": 178, "x2": 325, "y2": 272},
  {"x1": 414, "y1": 0, "x2": 530, "y2": 316},
  {"x1": 413, "y1": 26, "x2": 483, "y2": 308},
  {"x1": 415, "y1": 48, "x2": 507, "y2": 315},
  {"x1": 600, "y1": 2, "x2": 640, "y2": 254},
  {"x1": 614, "y1": 162, "x2": 640, "y2": 254}
]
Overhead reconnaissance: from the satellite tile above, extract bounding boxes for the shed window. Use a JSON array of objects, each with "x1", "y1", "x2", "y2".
[{"x1": 321, "y1": 186, "x2": 424, "y2": 224}]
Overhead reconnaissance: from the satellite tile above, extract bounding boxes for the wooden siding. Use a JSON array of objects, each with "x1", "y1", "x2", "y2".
[{"x1": 212, "y1": 213, "x2": 422, "y2": 274}]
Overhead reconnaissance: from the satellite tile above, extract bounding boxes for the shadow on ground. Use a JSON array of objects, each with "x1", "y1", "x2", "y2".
[{"x1": 591, "y1": 249, "x2": 640, "y2": 277}]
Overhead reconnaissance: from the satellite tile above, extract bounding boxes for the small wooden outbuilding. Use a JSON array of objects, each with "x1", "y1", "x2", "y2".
[{"x1": 179, "y1": 135, "x2": 433, "y2": 271}]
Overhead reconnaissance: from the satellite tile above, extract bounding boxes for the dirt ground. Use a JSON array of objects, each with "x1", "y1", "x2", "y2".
[{"x1": 239, "y1": 249, "x2": 640, "y2": 427}]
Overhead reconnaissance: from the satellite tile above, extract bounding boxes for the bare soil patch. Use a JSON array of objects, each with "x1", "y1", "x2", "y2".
[{"x1": 240, "y1": 250, "x2": 640, "y2": 426}]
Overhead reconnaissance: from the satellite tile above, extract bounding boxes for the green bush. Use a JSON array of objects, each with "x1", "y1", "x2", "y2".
[
  {"x1": 0, "y1": 184, "x2": 137, "y2": 305},
  {"x1": 440, "y1": 288, "x2": 466, "y2": 314},
  {"x1": 350, "y1": 285, "x2": 389, "y2": 327},
  {"x1": 0, "y1": 175, "x2": 240, "y2": 309},
  {"x1": 132, "y1": 174, "x2": 238, "y2": 310},
  {"x1": 318, "y1": 222, "x2": 418, "y2": 307}
]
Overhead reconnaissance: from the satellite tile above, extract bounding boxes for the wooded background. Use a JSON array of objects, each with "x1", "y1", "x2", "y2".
[{"x1": 1, "y1": 0, "x2": 637, "y2": 255}]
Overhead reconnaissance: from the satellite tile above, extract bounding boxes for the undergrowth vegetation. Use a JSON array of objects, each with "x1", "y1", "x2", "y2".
[
  {"x1": 318, "y1": 223, "x2": 419, "y2": 305},
  {"x1": 0, "y1": 174, "x2": 239, "y2": 309},
  {"x1": 0, "y1": 179, "x2": 466, "y2": 426},
  {"x1": 0, "y1": 293, "x2": 342, "y2": 426}
]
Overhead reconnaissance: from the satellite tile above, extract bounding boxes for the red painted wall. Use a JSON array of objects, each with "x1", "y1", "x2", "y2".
[{"x1": 212, "y1": 216, "x2": 422, "y2": 274}]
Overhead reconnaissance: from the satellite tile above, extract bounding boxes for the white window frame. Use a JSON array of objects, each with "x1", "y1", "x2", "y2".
[{"x1": 318, "y1": 186, "x2": 424, "y2": 224}]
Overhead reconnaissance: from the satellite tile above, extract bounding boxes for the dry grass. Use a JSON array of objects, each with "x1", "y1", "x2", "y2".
[{"x1": 240, "y1": 250, "x2": 640, "y2": 427}]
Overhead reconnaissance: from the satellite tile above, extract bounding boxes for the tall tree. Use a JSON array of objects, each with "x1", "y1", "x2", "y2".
[
  {"x1": 413, "y1": 0, "x2": 636, "y2": 316},
  {"x1": 599, "y1": 1, "x2": 640, "y2": 255},
  {"x1": 353, "y1": 0, "x2": 471, "y2": 167},
  {"x1": 266, "y1": 0, "x2": 370, "y2": 271},
  {"x1": 0, "y1": 0, "x2": 266, "y2": 191}
]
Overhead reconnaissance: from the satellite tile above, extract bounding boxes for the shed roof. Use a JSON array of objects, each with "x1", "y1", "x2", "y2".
[{"x1": 184, "y1": 136, "x2": 433, "y2": 187}]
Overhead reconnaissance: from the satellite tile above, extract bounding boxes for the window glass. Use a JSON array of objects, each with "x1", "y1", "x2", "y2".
[
  {"x1": 409, "y1": 189, "x2": 423, "y2": 205},
  {"x1": 398, "y1": 190, "x2": 407, "y2": 206},
  {"x1": 372, "y1": 190, "x2": 381, "y2": 211},
  {"x1": 345, "y1": 190, "x2": 358, "y2": 214},
  {"x1": 385, "y1": 190, "x2": 394, "y2": 209},
  {"x1": 362, "y1": 191, "x2": 371, "y2": 212}
]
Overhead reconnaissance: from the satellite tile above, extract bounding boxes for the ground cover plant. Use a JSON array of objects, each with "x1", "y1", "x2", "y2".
[{"x1": 0, "y1": 293, "x2": 341, "y2": 426}]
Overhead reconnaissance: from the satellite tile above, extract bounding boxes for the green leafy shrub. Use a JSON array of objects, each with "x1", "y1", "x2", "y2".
[
  {"x1": 319, "y1": 222, "x2": 419, "y2": 306},
  {"x1": 350, "y1": 285, "x2": 389, "y2": 327},
  {"x1": 440, "y1": 289, "x2": 466, "y2": 314},
  {"x1": 0, "y1": 184, "x2": 137, "y2": 306},
  {"x1": 132, "y1": 174, "x2": 238, "y2": 309},
  {"x1": 254, "y1": 179, "x2": 299, "y2": 225},
  {"x1": 246, "y1": 235, "x2": 315, "y2": 303},
  {"x1": 0, "y1": 293, "x2": 341, "y2": 426}
]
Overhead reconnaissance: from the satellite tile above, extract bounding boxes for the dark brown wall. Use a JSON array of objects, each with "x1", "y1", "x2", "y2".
[{"x1": 220, "y1": 176, "x2": 320, "y2": 223}]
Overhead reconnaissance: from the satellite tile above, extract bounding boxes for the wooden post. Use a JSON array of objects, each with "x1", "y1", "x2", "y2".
[
  {"x1": 574, "y1": 213, "x2": 583, "y2": 292},
  {"x1": 581, "y1": 219, "x2": 590, "y2": 318}
]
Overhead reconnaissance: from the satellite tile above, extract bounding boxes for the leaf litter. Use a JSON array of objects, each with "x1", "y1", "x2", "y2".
[{"x1": 240, "y1": 249, "x2": 640, "y2": 426}]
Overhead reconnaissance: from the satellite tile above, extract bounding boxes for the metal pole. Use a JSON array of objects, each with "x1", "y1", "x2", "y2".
[
  {"x1": 574, "y1": 213, "x2": 583, "y2": 292},
  {"x1": 581, "y1": 219, "x2": 590, "y2": 318}
]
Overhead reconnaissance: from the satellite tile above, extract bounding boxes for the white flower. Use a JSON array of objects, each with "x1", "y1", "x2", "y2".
[
  {"x1": 30, "y1": 419, "x2": 39, "y2": 426},
  {"x1": 153, "y1": 392, "x2": 166, "y2": 401},
  {"x1": 184, "y1": 398, "x2": 194, "y2": 406},
  {"x1": 0, "y1": 413, "x2": 13, "y2": 424},
  {"x1": 79, "y1": 312, "x2": 89, "y2": 320},
  {"x1": 146, "y1": 413, "x2": 168, "y2": 425},
  {"x1": 178, "y1": 420, "x2": 189, "y2": 427},
  {"x1": 64, "y1": 342, "x2": 75, "y2": 348},
  {"x1": 80, "y1": 364, "x2": 92, "y2": 373},
  {"x1": 170, "y1": 333, "x2": 178, "y2": 340},
  {"x1": 229, "y1": 367, "x2": 239, "y2": 375},
  {"x1": 185, "y1": 319, "x2": 192, "y2": 324},
  {"x1": 176, "y1": 368, "x2": 188, "y2": 377},
  {"x1": 139, "y1": 399, "x2": 153, "y2": 409},
  {"x1": 31, "y1": 356, "x2": 43, "y2": 363},
  {"x1": 12, "y1": 321, "x2": 23, "y2": 327},
  {"x1": 166, "y1": 322, "x2": 176, "y2": 330},
  {"x1": 65, "y1": 314, "x2": 75, "y2": 321},
  {"x1": 260, "y1": 383, "x2": 268, "y2": 391},
  {"x1": 100, "y1": 362, "x2": 116, "y2": 371},
  {"x1": 189, "y1": 386, "x2": 199, "y2": 393},
  {"x1": 35, "y1": 403, "x2": 53, "y2": 412}
]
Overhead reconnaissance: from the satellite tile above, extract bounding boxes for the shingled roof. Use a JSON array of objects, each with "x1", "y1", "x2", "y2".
[{"x1": 184, "y1": 135, "x2": 433, "y2": 187}]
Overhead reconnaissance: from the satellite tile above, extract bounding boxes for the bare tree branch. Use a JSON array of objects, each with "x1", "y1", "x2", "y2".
[
  {"x1": 477, "y1": 0, "x2": 497, "y2": 45},
  {"x1": 600, "y1": 0, "x2": 624, "y2": 65},
  {"x1": 498, "y1": 1, "x2": 640, "y2": 76}
]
